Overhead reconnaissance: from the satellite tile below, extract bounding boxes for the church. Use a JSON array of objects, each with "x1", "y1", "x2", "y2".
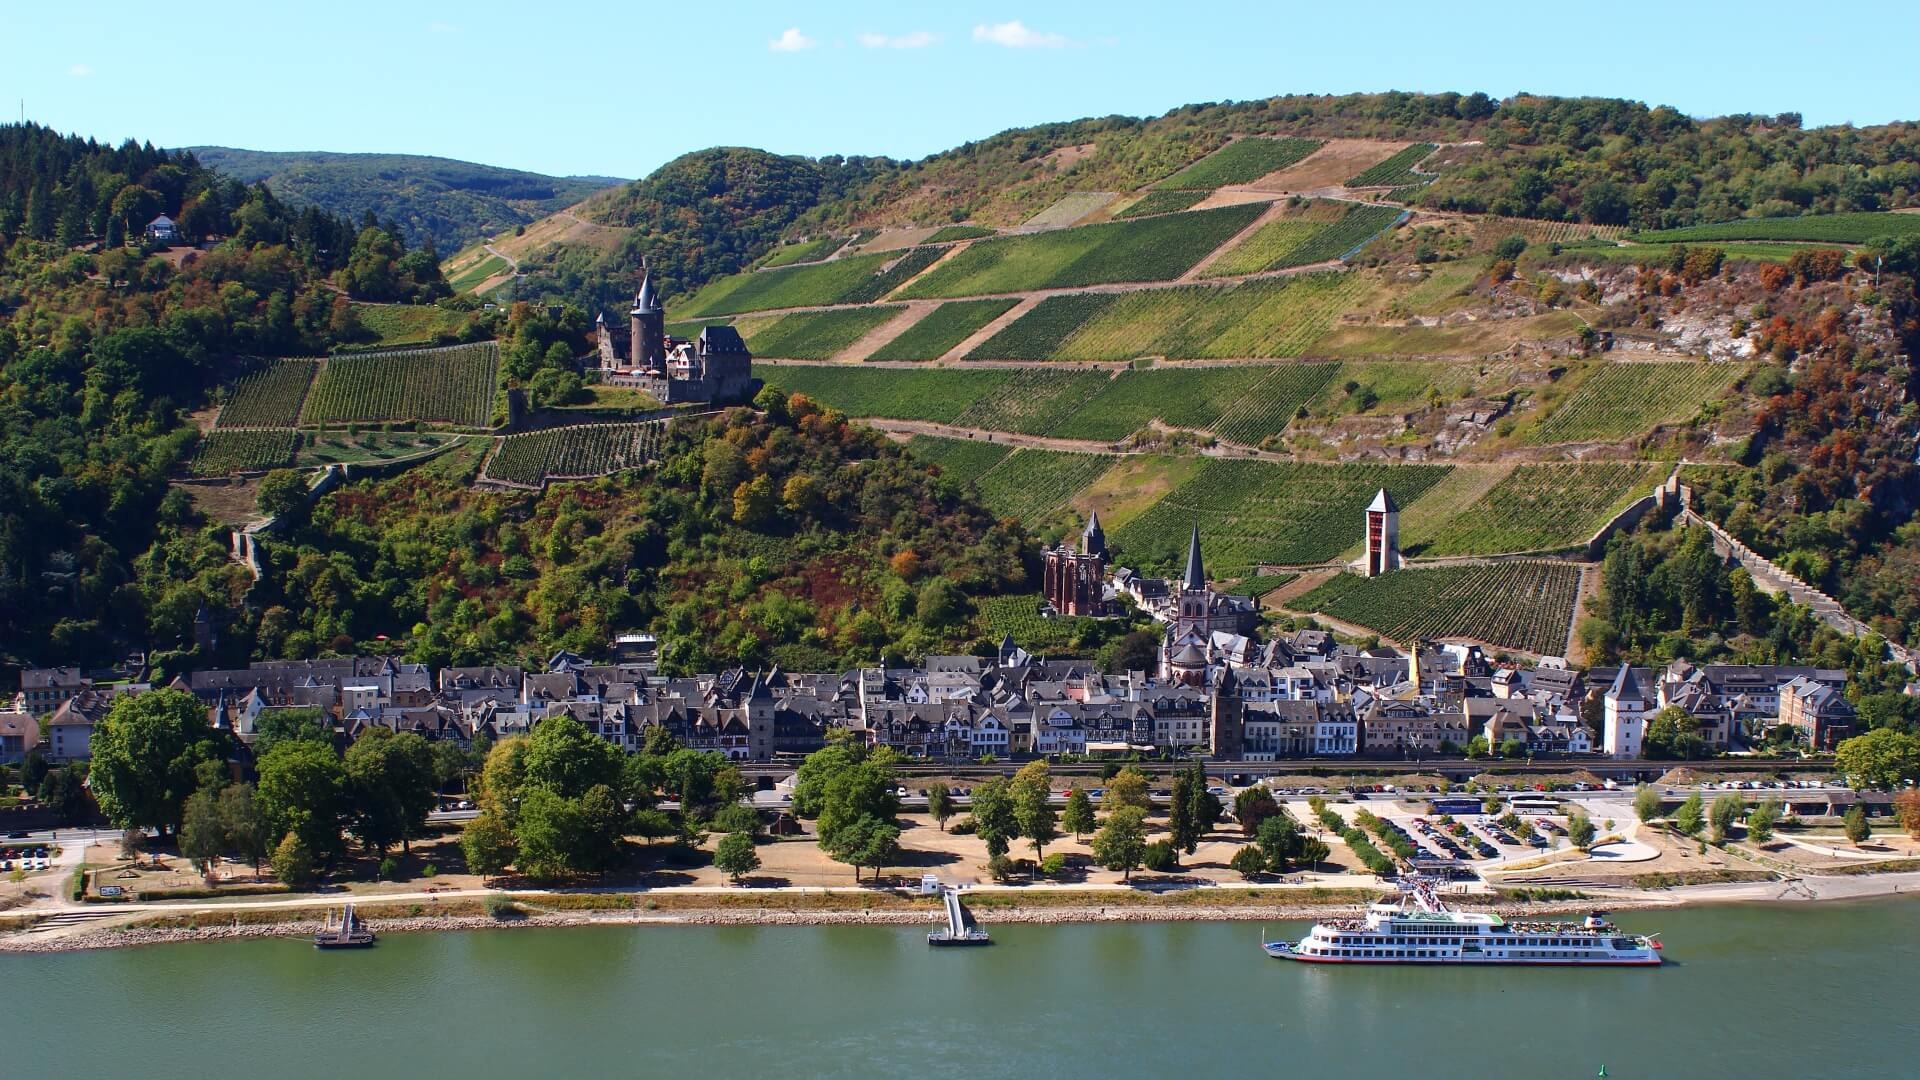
[{"x1": 595, "y1": 265, "x2": 760, "y2": 404}]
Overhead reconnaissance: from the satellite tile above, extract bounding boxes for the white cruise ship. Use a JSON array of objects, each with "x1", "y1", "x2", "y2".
[{"x1": 1264, "y1": 877, "x2": 1661, "y2": 966}]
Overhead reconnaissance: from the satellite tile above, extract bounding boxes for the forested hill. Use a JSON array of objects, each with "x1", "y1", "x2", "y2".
[{"x1": 186, "y1": 147, "x2": 625, "y2": 254}]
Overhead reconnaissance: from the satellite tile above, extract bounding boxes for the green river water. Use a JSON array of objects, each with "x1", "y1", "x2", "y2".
[{"x1": 3, "y1": 899, "x2": 1916, "y2": 1079}]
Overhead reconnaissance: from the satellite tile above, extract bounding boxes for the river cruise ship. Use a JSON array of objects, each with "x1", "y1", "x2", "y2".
[{"x1": 1264, "y1": 877, "x2": 1660, "y2": 966}]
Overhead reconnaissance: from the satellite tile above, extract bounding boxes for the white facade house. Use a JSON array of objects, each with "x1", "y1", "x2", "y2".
[{"x1": 1603, "y1": 666, "x2": 1650, "y2": 759}]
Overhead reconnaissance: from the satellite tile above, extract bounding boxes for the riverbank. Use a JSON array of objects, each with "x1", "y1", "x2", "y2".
[{"x1": 9, "y1": 868, "x2": 1920, "y2": 955}]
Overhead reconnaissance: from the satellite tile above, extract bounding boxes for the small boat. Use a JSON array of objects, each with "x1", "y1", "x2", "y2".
[
  {"x1": 314, "y1": 904, "x2": 377, "y2": 949},
  {"x1": 928, "y1": 886, "x2": 990, "y2": 947}
]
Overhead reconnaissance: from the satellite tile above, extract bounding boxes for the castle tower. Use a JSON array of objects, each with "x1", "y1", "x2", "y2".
[
  {"x1": 1082, "y1": 510, "x2": 1107, "y2": 559},
  {"x1": 1364, "y1": 488, "x2": 1399, "y2": 577},
  {"x1": 630, "y1": 264, "x2": 665, "y2": 373},
  {"x1": 1208, "y1": 664, "x2": 1245, "y2": 758}
]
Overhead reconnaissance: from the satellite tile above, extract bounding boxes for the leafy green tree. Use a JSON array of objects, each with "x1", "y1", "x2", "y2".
[
  {"x1": 824, "y1": 814, "x2": 901, "y2": 881},
  {"x1": 179, "y1": 791, "x2": 226, "y2": 876},
  {"x1": 514, "y1": 787, "x2": 589, "y2": 880},
  {"x1": 1143, "y1": 839, "x2": 1178, "y2": 872},
  {"x1": 1493, "y1": 234, "x2": 1528, "y2": 261},
  {"x1": 1466, "y1": 736, "x2": 1490, "y2": 759},
  {"x1": 478, "y1": 737, "x2": 529, "y2": 818},
  {"x1": 344, "y1": 728, "x2": 437, "y2": 855},
  {"x1": 1168, "y1": 768, "x2": 1198, "y2": 853},
  {"x1": 1844, "y1": 805, "x2": 1872, "y2": 846},
  {"x1": 1643, "y1": 707, "x2": 1709, "y2": 760},
  {"x1": 1746, "y1": 799, "x2": 1780, "y2": 844},
  {"x1": 89, "y1": 689, "x2": 224, "y2": 837},
  {"x1": 1673, "y1": 792, "x2": 1705, "y2": 838},
  {"x1": 1187, "y1": 763, "x2": 1221, "y2": 837},
  {"x1": 1634, "y1": 785, "x2": 1663, "y2": 824},
  {"x1": 1256, "y1": 811, "x2": 1302, "y2": 870},
  {"x1": 1102, "y1": 767, "x2": 1150, "y2": 813},
  {"x1": 256, "y1": 469, "x2": 310, "y2": 521},
  {"x1": 1235, "y1": 786, "x2": 1280, "y2": 837},
  {"x1": 219, "y1": 783, "x2": 271, "y2": 874},
  {"x1": 256, "y1": 740, "x2": 347, "y2": 856},
  {"x1": 270, "y1": 832, "x2": 315, "y2": 887},
  {"x1": 1092, "y1": 805, "x2": 1149, "y2": 881},
  {"x1": 39, "y1": 766, "x2": 90, "y2": 824},
  {"x1": 252, "y1": 708, "x2": 331, "y2": 758},
  {"x1": 1567, "y1": 812, "x2": 1597, "y2": 850},
  {"x1": 714, "y1": 831, "x2": 760, "y2": 885},
  {"x1": 578, "y1": 784, "x2": 629, "y2": 873},
  {"x1": 969, "y1": 777, "x2": 1017, "y2": 859},
  {"x1": 523, "y1": 715, "x2": 623, "y2": 801},
  {"x1": 712, "y1": 803, "x2": 762, "y2": 834},
  {"x1": 1229, "y1": 845, "x2": 1268, "y2": 879},
  {"x1": 461, "y1": 810, "x2": 516, "y2": 881},
  {"x1": 1835, "y1": 729, "x2": 1920, "y2": 789},
  {"x1": 926, "y1": 781, "x2": 954, "y2": 832},
  {"x1": 1297, "y1": 837, "x2": 1331, "y2": 869},
  {"x1": 19, "y1": 752, "x2": 48, "y2": 793},
  {"x1": 1709, "y1": 794, "x2": 1745, "y2": 843},
  {"x1": 1012, "y1": 765, "x2": 1058, "y2": 869},
  {"x1": 1062, "y1": 786, "x2": 1095, "y2": 839}
]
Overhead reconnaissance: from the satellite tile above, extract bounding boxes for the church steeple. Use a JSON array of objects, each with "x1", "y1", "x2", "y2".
[
  {"x1": 1082, "y1": 510, "x2": 1106, "y2": 558},
  {"x1": 1182, "y1": 526, "x2": 1207, "y2": 592},
  {"x1": 630, "y1": 258, "x2": 666, "y2": 371}
]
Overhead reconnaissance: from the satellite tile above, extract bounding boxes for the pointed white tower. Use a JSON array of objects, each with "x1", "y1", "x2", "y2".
[{"x1": 1363, "y1": 488, "x2": 1399, "y2": 577}]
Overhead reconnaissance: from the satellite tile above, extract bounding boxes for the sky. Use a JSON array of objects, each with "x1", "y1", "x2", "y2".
[{"x1": 9, "y1": 0, "x2": 1920, "y2": 180}]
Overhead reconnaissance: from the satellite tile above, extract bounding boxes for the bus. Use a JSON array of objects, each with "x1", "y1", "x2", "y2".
[{"x1": 1509, "y1": 795, "x2": 1560, "y2": 815}]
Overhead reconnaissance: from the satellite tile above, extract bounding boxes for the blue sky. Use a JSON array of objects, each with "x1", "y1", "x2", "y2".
[{"x1": 9, "y1": 1, "x2": 1919, "y2": 180}]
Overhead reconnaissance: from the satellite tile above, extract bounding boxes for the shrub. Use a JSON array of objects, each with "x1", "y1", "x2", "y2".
[
  {"x1": 1229, "y1": 845, "x2": 1270, "y2": 879},
  {"x1": 483, "y1": 895, "x2": 521, "y2": 920},
  {"x1": 1143, "y1": 840, "x2": 1178, "y2": 873},
  {"x1": 421, "y1": 863, "x2": 439, "y2": 878},
  {"x1": 1038, "y1": 853, "x2": 1067, "y2": 877},
  {"x1": 987, "y1": 854, "x2": 1017, "y2": 883},
  {"x1": 378, "y1": 856, "x2": 399, "y2": 881}
]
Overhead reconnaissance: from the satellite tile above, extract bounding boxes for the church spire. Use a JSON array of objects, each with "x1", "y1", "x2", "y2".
[
  {"x1": 632, "y1": 257, "x2": 662, "y2": 316},
  {"x1": 1182, "y1": 525, "x2": 1206, "y2": 592},
  {"x1": 1082, "y1": 509, "x2": 1106, "y2": 557}
]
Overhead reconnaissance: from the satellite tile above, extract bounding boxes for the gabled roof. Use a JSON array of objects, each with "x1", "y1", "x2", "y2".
[{"x1": 1608, "y1": 664, "x2": 1646, "y2": 701}]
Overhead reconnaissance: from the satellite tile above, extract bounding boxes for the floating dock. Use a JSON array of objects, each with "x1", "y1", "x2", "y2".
[{"x1": 928, "y1": 886, "x2": 990, "y2": 947}]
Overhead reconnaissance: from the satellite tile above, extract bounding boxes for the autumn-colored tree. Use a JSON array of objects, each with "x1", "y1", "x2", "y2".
[{"x1": 1894, "y1": 790, "x2": 1920, "y2": 840}]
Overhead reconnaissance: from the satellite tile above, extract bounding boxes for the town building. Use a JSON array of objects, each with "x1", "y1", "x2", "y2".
[
  {"x1": 595, "y1": 267, "x2": 759, "y2": 404},
  {"x1": 1778, "y1": 675, "x2": 1856, "y2": 750},
  {"x1": 144, "y1": 214, "x2": 180, "y2": 244},
  {"x1": 0, "y1": 711, "x2": 38, "y2": 763},
  {"x1": 1362, "y1": 488, "x2": 1400, "y2": 576},
  {"x1": 1602, "y1": 666, "x2": 1652, "y2": 759},
  {"x1": 1043, "y1": 512, "x2": 1112, "y2": 617}
]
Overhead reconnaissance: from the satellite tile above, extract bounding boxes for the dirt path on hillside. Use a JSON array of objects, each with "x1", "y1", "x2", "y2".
[
  {"x1": 837, "y1": 302, "x2": 940, "y2": 362},
  {"x1": 1179, "y1": 198, "x2": 1288, "y2": 281},
  {"x1": 866, "y1": 419, "x2": 1133, "y2": 454},
  {"x1": 936, "y1": 295, "x2": 1042, "y2": 362}
]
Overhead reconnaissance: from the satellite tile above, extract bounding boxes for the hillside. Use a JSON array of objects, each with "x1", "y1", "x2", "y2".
[{"x1": 186, "y1": 146, "x2": 624, "y2": 253}]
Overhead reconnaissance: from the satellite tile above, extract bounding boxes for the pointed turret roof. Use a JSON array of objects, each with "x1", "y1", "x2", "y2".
[
  {"x1": 1368, "y1": 488, "x2": 1397, "y2": 514},
  {"x1": 631, "y1": 267, "x2": 662, "y2": 316},
  {"x1": 1182, "y1": 526, "x2": 1207, "y2": 592},
  {"x1": 1082, "y1": 510, "x2": 1106, "y2": 556},
  {"x1": 1608, "y1": 665, "x2": 1645, "y2": 701}
]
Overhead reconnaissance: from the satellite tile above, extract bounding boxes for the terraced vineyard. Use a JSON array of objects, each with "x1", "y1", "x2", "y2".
[
  {"x1": 1413, "y1": 463, "x2": 1666, "y2": 556},
  {"x1": 1201, "y1": 220, "x2": 1329, "y2": 277},
  {"x1": 976, "y1": 594, "x2": 1093, "y2": 652},
  {"x1": 1211, "y1": 364, "x2": 1344, "y2": 444},
  {"x1": 972, "y1": 271, "x2": 1374, "y2": 361},
  {"x1": 758, "y1": 365, "x2": 1011, "y2": 423},
  {"x1": 950, "y1": 369, "x2": 1111, "y2": 435},
  {"x1": 900, "y1": 203, "x2": 1266, "y2": 299},
  {"x1": 761, "y1": 236, "x2": 844, "y2": 268},
  {"x1": 1525, "y1": 362, "x2": 1744, "y2": 445},
  {"x1": 974, "y1": 449, "x2": 1117, "y2": 522},
  {"x1": 867, "y1": 299, "x2": 1018, "y2": 361},
  {"x1": 1293, "y1": 562, "x2": 1583, "y2": 656},
  {"x1": 1157, "y1": 137, "x2": 1323, "y2": 189},
  {"x1": 1631, "y1": 211, "x2": 1920, "y2": 245},
  {"x1": 925, "y1": 225, "x2": 997, "y2": 243},
  {"x1": 217, "y1": 360, "x2": 317, "y2": 428},
  {"x1": 1274, "y1": 204, "x2": 1405, "y2": 265},
  {"x1": 1042, "y1": 363, "x2": 1336, "y2": 443},
  {"x1": 1115, "y1": 191, "x2": 1207, "y2": 219},
  {"x1": 905, "y1": 435, "x2": 1013, "y2": 485},
  {"x1": 303, "y1": 343, "x2": 500, "y2": 429},
  {"x1": 739, "y1": 306, "x2": 903, "y2": 359},
  {"x1": 1346, "y1": 144, "x2": 1437, "y2": 187},
  {"x1": 189, "y1": 430, "x2": 299, "y2": 476},
  {"x1": 483, "y1": 421, "x2": 669, "y2": 487},
  {"x1": 1111, "y1": 459, "x2": 1452, "y2": 572},
  {"x1": 682, "y1": 247, "x2": 941, "y2": 316}
]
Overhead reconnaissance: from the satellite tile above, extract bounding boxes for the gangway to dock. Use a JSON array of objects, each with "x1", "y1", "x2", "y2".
[{"x1": 928, "y1": 885, "x2": 991, "y2": 947}]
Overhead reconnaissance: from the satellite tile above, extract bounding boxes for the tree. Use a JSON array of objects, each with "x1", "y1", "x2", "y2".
[
  {"x1": 461, "y1": 810, "x2": 516, "y2": 882},
  {"x1": 1673, "y1": 792, "x2": 1705, "y2": 838},
  {"x1": 255, "y1": 469, "x2": 310, "y2": 521},
  {"x1": 1012, "y1": 766, "x2": 1058, "y2": 870},
  {"x1": 88, "y1": 689, "x2": 221, "y2": 837},
  {"x1": 578, "y1": 784, "x2": 629, "y2": 873},
  {"x1": 514, "y1": 787, "x2": 589, "y2": 880},
  {"x1": 1493, "y1": 233, "x2": 1528, "y2": 261},
  {"x1": 119, "y1": 824, "x2": 144, "y2": 861},
  {"x1": 1168, "y1": 768, "x2": 1198, "y2": 853},
  {"x1": 714, "y1": 831, "x2": 760, "y2": 885},
  {"x1": 1567, "y1": 812, "x2": 1596, "y2": 851},
  {"x1": 927, "y1": 782, "x2": 954, "y2": 832},
  {"x1": 219, "y1": 783, "x2": 271, "y2": 874},
  {"x1": 256, "y1": 740, "x2": 347, "y2": 857},
  {"x1": 522, "y1": 715, "x2": 622, "y2": 801},
  {"x1": 20, "y1": 751, "x2": 48, "y2": 794},
  {"x1": 1709, "y1": 794, "x2": 1745, "y2": 844},
  {"x1": 252, "y1": 707, "x2": 330, "y2": 758},
  {"x1": 39, "y1": 766, "x2": 89, "y2": 824},
  {"x1": 1062, "y1": 786, "x2": 1096, "y2": 839},
  {"x1": 1643, "y1": 706, "x2": 1709, "y2": 760},
  {"x1": 1747, "y1": 799, "x2": 1780, "y2": 844},
  {"x1": 1296, "y1": 837, "x2": 1331, "y2": 869},
  {"x1": 1187, "y1": 765, "x2": 1221, "y2": 837},
  {"x1": 1092, "y1": 805, "x2": 1149, "y2": 881},
  {"x1": 270, "y1": 832, "x2": 315, "y2": 887},
  {"x1": 1234, "y1": 786, "x2": 1280, "y2": 837},
  {"x1": 1102, "y1": 767, "x2": 1150, "y2": 813},
  {"x1": 344, "y1": 728, "x2": 437, "y2": 855},
  {"x1": 1465, "y1": 735, "x2": 1490, "y2": 759},
  {"x1": 712, "y1": 803, "x2": 761, "y2": 834},
  {"x1": 179, "y1": 791, "x2": 226, "y2": 877},
  {"x1": 824, "y1": 814, "x2": 900, "y2": 881},
  {"x1": 1256, "y1": 811, "x2": 1302, "y2": 871},
  {"x1": 1843, "y1": 805, "x2": 1872, "y2": 847},
  {"x1": 1634, "y1": 785, "x2": 1663, "y2": 824},
  {"x1": 969, "y1": 777, "x2": 1017, "y2": 859},
  {"x1": 1835, "y1": 729, "x2": 1920, "y2": 789},
  {"x1": 478, "y1": 737, "x2": 529, "y2": 818},
  {"x1": 1895, "y1": 790, "x2": 1920, "y2": 839},
  {"x1": 1229, "y1": 845, "x2": 1269, "y2": 879}
]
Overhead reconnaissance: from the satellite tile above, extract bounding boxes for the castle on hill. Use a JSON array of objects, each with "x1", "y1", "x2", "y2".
[{"x1": 595, "y1": 265, "x2": 759, "y2": 404}]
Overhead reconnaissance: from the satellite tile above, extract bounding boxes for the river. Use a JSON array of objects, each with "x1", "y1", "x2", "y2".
[{"x1": 3, "y1": 900, "x2": 1916, "y2": 1078}]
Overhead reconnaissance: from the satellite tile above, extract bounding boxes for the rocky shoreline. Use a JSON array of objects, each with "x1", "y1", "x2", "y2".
[{"x1": 0, "y1": 898, "x2": 1673, "y2": 955}]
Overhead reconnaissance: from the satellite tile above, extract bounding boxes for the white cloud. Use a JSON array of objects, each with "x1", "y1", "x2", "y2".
[
  {"x1": 768, "y1": 27, "x2": 818, "y2": 52},
  {"x1": 67, "y1": 64, "x2": 91, "y2": 77},
  {"x1": 972, "y1": 21, "x2": 1067, "y2": 48},
  {"x1": 857, "y1": 30, "x2": 939, "y2": 49}
]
